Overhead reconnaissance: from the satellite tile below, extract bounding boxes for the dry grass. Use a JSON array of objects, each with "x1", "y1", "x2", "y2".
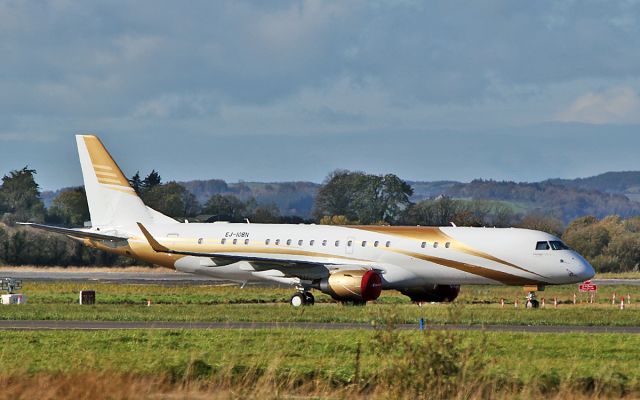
[{"x1": 0, "y1": 371, "x2": 635, "y2": 400}]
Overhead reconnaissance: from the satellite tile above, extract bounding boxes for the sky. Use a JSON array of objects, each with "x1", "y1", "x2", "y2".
[{"x1": 1, "y1": 0, "x2": 640, "y2": 190}]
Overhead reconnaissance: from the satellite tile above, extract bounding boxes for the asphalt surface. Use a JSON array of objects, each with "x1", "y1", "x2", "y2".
[
  {"x1": 592, "y1": 279, "x2": 640, "y2": 286},
  {"x1": 1, "y1": 270, "x2": 638, "y2": 286},
  {"x1": 0, "y1": 320, "x2": 639, "y2": 333},
  {"x1": 0, "y1": 270, "x2": 227, "y2": 285}
]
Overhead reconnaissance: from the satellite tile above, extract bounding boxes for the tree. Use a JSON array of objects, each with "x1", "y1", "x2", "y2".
[
  {"x1": 142, "y1": 170, "x2": 162, "y2": 193},
  {"x1": 314, "y1": 170, "x2": 364, "y2": 221},
  {"x1": 314, "y1": 170, "x2": 413, "y2": 224},
  {"x1": 319, "y1": 215, "x2": 354, "y2": 225},
  {"x1": 143, "y1": 182, "x2": 199, "y2": 220},
  {"x1": 562, "y1": 216, "x2": 610, "y2": 259},
  {"x1": 0, "y1": 167, "x2": 45, "y2": 224},
  {"x1": 250, "y1": 203, "x2": 280, "y2": 223},
  {"x1": 517, "y1": 213, "x2": 564, "y2": 236},
  {"x1": 129, "y1": 171, "x2": 143, "y2": 195},
  {"x1": 202, "y1": 194, "x2": 247, "y2": 222},
  {"x1": 47, "y1": 187, "x2": 90, "y2": 226},
  {"x1": 607, "y1": 233, "x2": 640, "y2": 271},
  {"x1": 353, "y1": 174, "x2": 414, "y2": 224}
]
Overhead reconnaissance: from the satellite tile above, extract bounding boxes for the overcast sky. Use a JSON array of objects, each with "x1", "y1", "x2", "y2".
[{"x1": 1, "y1": 0, "x2": 640, "y2": 190}]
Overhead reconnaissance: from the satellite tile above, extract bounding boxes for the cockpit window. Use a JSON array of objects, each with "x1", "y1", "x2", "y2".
[
  {"x1": 549, "y1": 240, "x2": 570, "y2": 250},
  {"x1": 535, "y1": 241, "x2": 550, "y2": 251}
]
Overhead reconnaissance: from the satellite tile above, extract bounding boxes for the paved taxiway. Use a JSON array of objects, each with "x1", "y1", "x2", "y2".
[
  {"x1": 0, "y1": 270, "x2": 226, "y2": 285},
  {"x1": 0, "y1": 270, "x2": 637, "y2": 286},
  {"x1": 1, "y1": 320, "x2": 639, "y2": 333}
]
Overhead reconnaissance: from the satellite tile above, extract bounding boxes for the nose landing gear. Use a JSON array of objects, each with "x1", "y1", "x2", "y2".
[
  {"x1": 526, "y1": 291, "x2": 540, "y2": 308},
  {"x1": 290, "y1": 291, "x2": 315, "y2": 307}
]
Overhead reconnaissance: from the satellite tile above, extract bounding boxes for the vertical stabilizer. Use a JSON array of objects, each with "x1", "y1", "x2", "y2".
[{"x1": 76, "y1": 135, "x2": 174, "y2": 228}]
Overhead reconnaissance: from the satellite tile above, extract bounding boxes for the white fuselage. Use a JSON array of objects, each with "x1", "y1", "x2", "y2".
[{"x1": 125, "y1": 222, "x2": 594, "y2": 289}]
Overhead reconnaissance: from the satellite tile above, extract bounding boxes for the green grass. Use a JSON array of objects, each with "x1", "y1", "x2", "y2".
[
  {"x1": 1, "y1": 281, "x2": 640, "y2": 326},
  {"x1": 0, "y1": 329, "x2": 639, "y2": 393}
]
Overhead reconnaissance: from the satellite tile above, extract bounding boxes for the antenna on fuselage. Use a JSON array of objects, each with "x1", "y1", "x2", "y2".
[
  {"x1": 245, "y1": 218, "x2": 251, "y2": 224},
  {"x1": 450, "y1": 222, "x2": 457, "y2": 227}
]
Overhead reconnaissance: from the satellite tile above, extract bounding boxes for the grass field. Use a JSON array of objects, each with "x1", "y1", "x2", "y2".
[
  {"x1": 1, "y1": 328, "x2": 639, "y2": 398},
  {"x1": 2, "y1": 279, "x2": 640, "y2": 398},
  {"x1": 1, "y1": 281, "x2": 639, "y2": 326}
]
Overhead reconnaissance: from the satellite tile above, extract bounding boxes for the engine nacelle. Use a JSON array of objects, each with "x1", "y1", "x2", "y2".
[
  {"x1": 400, "y1": 284, "x2": 460, "y2": 303},
  {"x1": 317, "y1": 270, "x2": 382, "y2": 302}
]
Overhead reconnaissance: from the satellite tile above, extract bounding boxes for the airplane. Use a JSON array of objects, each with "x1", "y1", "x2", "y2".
[{"x1": 21, "y1": 135, "x2": 595, "y2": 307}]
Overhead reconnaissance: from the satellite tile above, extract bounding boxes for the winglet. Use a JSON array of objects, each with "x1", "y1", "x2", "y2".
[{"x1": 137, "y1": 223, "x2": 171, "y2": 252}]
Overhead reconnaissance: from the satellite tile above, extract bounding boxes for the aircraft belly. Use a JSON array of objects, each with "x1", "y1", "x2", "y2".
[{"x1": 174, "y1": 256, "x2": 259, "y2": 281}]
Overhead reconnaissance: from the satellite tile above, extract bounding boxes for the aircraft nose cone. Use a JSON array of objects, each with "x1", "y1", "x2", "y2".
[{"x1": 576, "y1": 255, "x2": 595, "y2": 281}]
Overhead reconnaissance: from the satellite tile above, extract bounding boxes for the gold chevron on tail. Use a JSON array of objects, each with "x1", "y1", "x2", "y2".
[{"x1": 82, "y1": 135, "x2": 133, "y2": 190}]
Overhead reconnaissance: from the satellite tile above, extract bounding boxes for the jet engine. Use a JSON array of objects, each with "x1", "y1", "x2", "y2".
[
  {"x1": 400, "y1": 284, "x2": 460, "y2": 303},
  {"x1": 315, "y1": 270, "x2": 382, "y2": 302}
]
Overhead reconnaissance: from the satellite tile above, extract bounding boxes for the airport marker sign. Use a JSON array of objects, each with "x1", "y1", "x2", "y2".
[{"x1": 579, "y1": 280, "x2": 597, "y2": 292}]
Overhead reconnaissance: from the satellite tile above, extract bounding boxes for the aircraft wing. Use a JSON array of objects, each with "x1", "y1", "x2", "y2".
[
  {"x1": 137, "y1": 223, "x2": 373, "y2": 278},
  {"x1": 18, "y1": 222, "x2": 129, "y2": 242}
]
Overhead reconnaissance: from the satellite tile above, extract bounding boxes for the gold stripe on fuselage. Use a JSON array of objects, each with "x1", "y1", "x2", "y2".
[
  {"x1": 350, "y1": 226, "x2": 547, "y2": 279},
  {"x1": 116, "y1": 234, "x2": 546, "y2": 285}
]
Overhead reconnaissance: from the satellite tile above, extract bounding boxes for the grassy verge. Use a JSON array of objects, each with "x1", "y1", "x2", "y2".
[
  {"x1": 1, "y1": 281, "x2": 639, "y2": 326},
  {"x1": 0, "y1": 328, "x2": 638, "y2": 399}
]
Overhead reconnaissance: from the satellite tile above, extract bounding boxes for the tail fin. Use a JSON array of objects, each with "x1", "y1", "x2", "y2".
[{"x1": 76, "y1": 134, "x2": 176, "y2": 228}]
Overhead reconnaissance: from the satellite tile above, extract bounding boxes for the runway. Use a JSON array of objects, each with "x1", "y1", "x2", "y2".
[
  {"x1": 0, "y1": 269, "x2": 638, "y2": 286},
  {"x1": 1, "y1": 319, "x2": 640, "y2": 333}
]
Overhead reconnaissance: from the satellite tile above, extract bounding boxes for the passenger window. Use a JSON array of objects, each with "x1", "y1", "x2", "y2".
[
  {"x1": 445, "y1": 242, "x2": 450, "y2": 248},
  {"x1": 421, "y1": 242, "x2": 426, "y2": 248},
  {"x1": 385, "y1": 241, "x2": 391, "y2": 247},
  {"x1": 265, "y1": 239, "x2": 270, "y2": 245},
  {"x1": 221, "y1": 238, "x2": 226, "y2": 245},
  {"x1": 536, "y1": 241, "x2": 550, "y2": 251},
  {"x1": 347, "y1": 240, "x2": 353, "y2": 247},
  {"x1": 233, "y1": 239, "x2": 237, "y2": 245},
  {"x1": 374, "y1": 241, "x2": 379, "y2": 247},
  {"x1": 322, "y1": 240, "x2": 327, "y2": 246},
  {"x1": 298, "y1": 240, "x2": 303, "y2": 246},
  {"x1": 286, "y1": 239, "x2": 292, "y2": 246},
  {"x1": 244, "y1": 239, "x2": 249, "y2": 245},
  {"x1": 335, "y1": 240, "x2": 340, "y2": 247},
  {"x1": 362, "y1": 241, "x2": 367, "y2": 247},
  {"x1": 550, "y1": 241, "x2": 570, "y2": 250},
  {"x1": 275, "y1": 239, "x2": 280, "y2": 245},
  {"x1": 433, "y1": 242, "x2": 439, "y2": 248},
  {"x1": 310, "y1": 240, "x2": 315, "y2": 246}
]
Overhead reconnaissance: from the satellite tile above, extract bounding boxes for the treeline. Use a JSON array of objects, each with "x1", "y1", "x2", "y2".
[
  {"x1": 1, "y1": 167, "x2": 640, "y2": 272},
  {"x1": 444, "y1": 179, "x2": 640, "y2": 223}
]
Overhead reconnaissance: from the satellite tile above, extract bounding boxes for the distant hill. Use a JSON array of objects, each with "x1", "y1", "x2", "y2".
[
  {"x1": 441, "y1": 179, "x2": 640, "y2": 223},
  {"x1": 406, "y1": 181, "x2": 460, "y2": 201},
  {"x1": 546, "y1": 171, "x2": 640, "y2": 202},
  {"x1": 41, "y1": 171, "x2": 640, "y2": 223},
  {"x1": 179, "y1": 180, "x2": 319, "y2": 218}
]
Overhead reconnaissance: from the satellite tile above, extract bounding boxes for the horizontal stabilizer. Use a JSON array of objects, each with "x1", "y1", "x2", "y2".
[{"x1": 18, "y1": 223, "x2": 128, "y2": 242}]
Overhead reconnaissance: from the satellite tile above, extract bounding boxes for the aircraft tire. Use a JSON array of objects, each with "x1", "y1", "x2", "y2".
[
  {"x1": 290, "y1": 293, "x2": 307, "y2": 307},
  {"x1": 304, "y1": 292, "x2": 315, "y2": 305}
]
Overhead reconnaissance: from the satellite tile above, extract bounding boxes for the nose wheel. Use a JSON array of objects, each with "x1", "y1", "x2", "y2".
[{"x1": 290, "y1": 291, "x2": 315, "y2": 307}]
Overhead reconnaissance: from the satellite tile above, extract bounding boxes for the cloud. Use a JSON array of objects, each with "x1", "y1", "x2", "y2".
[{"x1": 555, "y1": 86, "x2": 640, "y2": 124}]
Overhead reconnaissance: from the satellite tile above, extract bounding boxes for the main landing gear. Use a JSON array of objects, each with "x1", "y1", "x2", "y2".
[
  {"x1": 290, "y1": 291, "x2": 315, "y2": 307},
  {"x1": 526, "y1": 291, "x2": 540, "y2": 308}
]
